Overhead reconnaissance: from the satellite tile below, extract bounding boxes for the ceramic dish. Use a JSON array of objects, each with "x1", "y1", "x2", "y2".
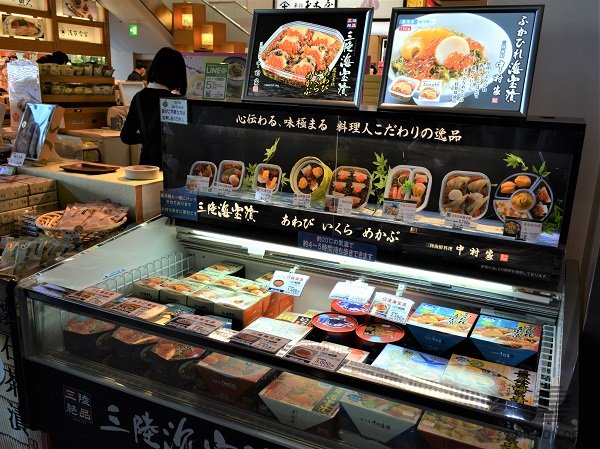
[{"x1": 124, "y1": 165, "x2": 160, "y2": 180}]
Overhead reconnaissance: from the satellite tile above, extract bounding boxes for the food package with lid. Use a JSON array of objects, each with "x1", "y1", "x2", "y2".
[
  {"x1": 62, "y1": 315, "x2": 115, "y2": 361},
  {"x1": 143, "y1": 339, "x2": 206, "y2": 389}
]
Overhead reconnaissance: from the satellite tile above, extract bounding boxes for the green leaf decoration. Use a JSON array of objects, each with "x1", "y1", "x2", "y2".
[
  {"x1": 281, "y1": 172, "x2": 290, "y2": 187},
  {"x1": 263, "y1": 137, "x2": 280, "y2": 162},
  {"x1": 504, "y1": 153, "x2": 528, "y2": 171},
  {"x1": 242, "y1": 162, "x2": 257, "y2": 190},
  {"x1": 532, "y1": 161, "x2": 550, "y2": 178},
  {"x1": 402, "y1": 179, "x2": 415, "y2": 194},
  {"x1": 371, "y1": 152, "x2": 390, "y2": 204},
  {"x1": 542, "y1": 204, "x2": 563, "y2": 235}
]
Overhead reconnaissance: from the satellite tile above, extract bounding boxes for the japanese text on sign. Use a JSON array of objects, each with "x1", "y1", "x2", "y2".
[{"x1": 160, "y1": 99, "x2": 188, "y2": 125}]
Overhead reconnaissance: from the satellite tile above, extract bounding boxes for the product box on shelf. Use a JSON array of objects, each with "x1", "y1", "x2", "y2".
[
  {"x1": 417, "y1": 411, "x2": 535, "y2": 449},
  {"x1": 62, "y1": 316, "x2": 115, "y2": 362},
  {"x1": 0, "y1": 202, "x2": 59, "y2": 225},
  {"x1": 243, "y1": 317, "x2": 312, "y2": 346},
  {"x1": 371, "y1": 344, "x2": 448, "y2": 383},
  {"x1": 255, "y1": 272, "x2": 295, "y2": 318},
  {"x1": 132, "y1": 276, "x2": 177, "y2": 301},
  {"x1": 107, "y1": 327, "x2": 161, "y2": 373},
  {"x1": 187, "y1": 285, "x2": 235, "y2": 314},
  {"x1": 212, "y1": 294, "x2": 263, "y2": 329},
  {"x1": 158, "y1": 278, "x2": 206, "y2": 305},
  {"x1": 0, "y1": 196, "x2": 28, "y2": 213},
  {"x1": 152, "y1": 304, "x2": 196, "y2": 325},
  {"x1": 406, "y1": 303, "x2": 478, "y2": 352},
  {"x1": 107, "y1": 297, "x2": 167, "y2": 321},
  {"x1": 143, "y1": 339, "x2": 206, "y2": 389},
  {"x1": 210, "y1": 275, "x2": 253, "y2": 292},
  {"x1": 193, "y1": 352, "x2": 276, "y2": 409},
  {"x1": 338, "y1": 390, "x2": 422, "y2": 445},
  {"x1": 0, "y1": 174, "x2": 56, "y2": 200},
  {"x1": 258, "y1": 372, "x2": 346, "y2": 435},
  {"x1": 28, "y1": 191, "x2": 58, "y2": 206},
  {"x1": 470, "y1": 315, "x2": 542, "y2": 366},
  {"x1": 186, "y1": 267, "x2": 228, "y2": 283},
  {"x1": 205, "y1": 261, "x2": 245, "y2": 277},
  {"x1": 440, "y1": 354, "x2": 537, "y2": 406}
]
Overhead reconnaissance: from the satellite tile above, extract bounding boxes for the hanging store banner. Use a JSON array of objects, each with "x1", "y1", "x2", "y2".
[{"x1": 273, "y1": 0, "x2": 336, "y2": 9}]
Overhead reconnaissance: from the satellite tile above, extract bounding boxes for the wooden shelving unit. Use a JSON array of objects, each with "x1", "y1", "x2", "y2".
[
  {"x1": 40, "y1": 75, "x2": 114, "y2": 84},
  {"x1": 42, "y1": 94, "x2": 115, "y2": 103}
]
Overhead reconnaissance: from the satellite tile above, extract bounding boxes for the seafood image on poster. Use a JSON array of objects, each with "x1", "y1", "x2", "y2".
[
  {"x1": 243, "y1": 9, "x2": 373, "y2": 108},
  {"x1": 2, "y1": 15, "x2": 45, "y2": 38},
  {"x1": 379, "y1": 8, "x2": 542, "y2": 115}
]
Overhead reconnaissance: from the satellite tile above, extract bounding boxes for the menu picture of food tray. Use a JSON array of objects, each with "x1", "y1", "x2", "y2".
[
  {"x1": 379, "y1": 7, "x2": 543, "y2": 117},
  {"x1": 243, "y1": 9, "x2": 373, "y2": 108},
  {"x1": 439, "y1": 171, "x2": 491, "y2": 220},
  {"x1": 494, "y1": 172, "x2": 554, "y2": 222},
  {"x1": 441, "y1": 354, "x2": 536, "y2": 406}
]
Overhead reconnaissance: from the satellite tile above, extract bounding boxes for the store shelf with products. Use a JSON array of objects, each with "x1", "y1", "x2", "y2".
[{"x1": 11, "y1": 99, "x2": 583, "y2": 449}]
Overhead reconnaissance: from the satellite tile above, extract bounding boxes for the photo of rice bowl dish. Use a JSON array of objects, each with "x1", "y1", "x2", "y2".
[
  {"x1": 384, "y1": 13, "x2": 512, "y2": 106},
  {"x1": 259, "y1": 21, "x2": 344, "y2": 87}
]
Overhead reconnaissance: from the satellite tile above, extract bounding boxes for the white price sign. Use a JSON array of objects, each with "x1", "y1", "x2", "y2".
[
  {"x1": 329, "y1": 280, "x2": 375, "y2": 305},
  {"x1": 369, "y1": 292, "x2": 414, "y2": 325},
  {"x1": 160, "y1": 98, "x2": 188, "y2": 124},
  {"x1": 231, "y1": 330, "x2": 291, "y2": 354},
  {"x1": 396, "y1": 201, "x2": 417, "y2": 222},
  {"x1": 203, "y1": 63, "x2": 228, "y2": 100},
  {"x1": 255, "y1": 186, "x2": 273, "y2": 203},
  {"x1": 337, "y1": 196, "x2": 353, "y2": 216},
  {"x1": 7, "y1": 152, "x2": 25, "y2": 167},
  {"x1": 293, "y1": 193, "x2": 311, "y2": 208},
  {"x1": 520, "y1": 221, "x2": 542, "y2": 241},
  {"x1": 185, "y1": 175, "x2": 210, "y2": 193},
  {"x1": 66, "y1": 287, "x2": 122, "y2": 307},
  {"x1": 445, "y1": 212, "x2": 473, "y2": 229},
  {"x1": 285, "y1": 344, "x2": 346, "y2": 372},
  {"x1": 267, "y1": 270, "x2": 309, "y2": 297},
  {"x1": 212, "y1": 181, "x2": 233, "y2": 196}
]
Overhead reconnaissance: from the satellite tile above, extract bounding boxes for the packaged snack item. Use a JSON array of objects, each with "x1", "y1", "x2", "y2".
[
  {"x1": 143, "y1": 339, "x2": 206, "y2": 388},
  {"x1": 132, "y1": 276, "x2": 176, "y2": 301},
  {"x1": 310, "y1": 313, "x2": 358, "y2": 345},
  {"x1": 371, "y1": 344, "x2": 448, "y2": 383}
]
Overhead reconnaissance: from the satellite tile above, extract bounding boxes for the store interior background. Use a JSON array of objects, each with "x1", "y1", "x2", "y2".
[{"x1": 107, "y1": 0, "x2": 599, "y2": 310}]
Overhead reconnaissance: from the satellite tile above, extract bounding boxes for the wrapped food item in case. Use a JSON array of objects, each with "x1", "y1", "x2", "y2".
[
  {"x1": 470, "y1": 315, "x2": 542, "y2": 366},
  {"x1": 205, "y1": 261, "x2": 245, "y2": 276},
  {"x1": 186, "y1": 268, "x2": 227, "y2": 284},
  {"x1": 143, "y1": 339, "x2": 206, "y2": 389},
  {"x1": 259, "y1": 372, "x2": 346, "y2": 435},
  {"x1": 417, "y1": 411, "x2": 536, "y2": 449},
  {"x1": 108, "y1": 327, "x2": 160, "y2": 373},
  {"x1": 132, "y1": 276, "x2": 176, "y2": 301},
  {"x1": 371, "y1": 344, "x2": 448, "y2": 383},
  {"x1": 212, "y1": 294, "x2": 263, "y2": 329},
  {"x1": 339, "y1": 390, "x2": 422, "y2": 445},
  {"x1": 152, "y1": 303, "x2": 196, "y2": 326},
  {"x1": 187, "y1": 285, "x2": 235, "y2": 315},
  {"x1": 62, "y1": 316, "x2": 115, "y2": 361},
  {"x1": 107, "y1": 297, "x2": 167, "y2": 321},
  {"x1": 158, "y1": 278, "x2": 205, "y2": 305}
]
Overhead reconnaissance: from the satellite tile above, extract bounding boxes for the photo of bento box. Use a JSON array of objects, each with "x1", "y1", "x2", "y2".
[
  {"x1": 259, "y1": 21, "x2": 344, "y2": 87},
  {"x1": 328, "y1": 166, "x2": 372, "y2": 209},
  {"x1": 62, "y1": 316, "x2": 115, "y2": 361},
  {"x1": 259, "y1": 372, "x2": 346, "y2": 434},
  {"x1": 339, "y1": 390, "x2": 422, "y2": 445},
  {"x1": 470, "y1": 315, "x2": 542, "y2": 366},
  {"x1": 407, "y1": 303, "x2": 478, "y2": 352},
  {"x1": 384, "y1": 165, "x2": 432, "y2": 212},
  {"x1": 439, "y1": 171, "x2": 491, "y2": 220}
]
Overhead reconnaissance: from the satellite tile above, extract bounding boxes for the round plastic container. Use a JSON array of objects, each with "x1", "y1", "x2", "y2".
[
  {"x1": 355, "y1": 323, "x2": 405, "y2": 354},
  {"x1": 310, "y1": 313, "x2": 358, "y2": 345},
  {"x1": 290, "y1": 156, "x2": 332, "y2": 201},
  {"x1": 330, "y1": 300, "x2": 371, "y2": 323}
]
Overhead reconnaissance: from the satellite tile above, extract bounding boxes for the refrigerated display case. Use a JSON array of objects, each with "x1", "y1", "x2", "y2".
[{"x1": 11, "y1": 100, "x2": 583, "y2": 449}]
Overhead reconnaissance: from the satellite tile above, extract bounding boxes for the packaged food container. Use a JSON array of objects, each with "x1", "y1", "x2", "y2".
[
  {"x1": 354, "y1": 323, "x2": 405, "y2": 355},
  {"x1": 290, "y1": 156, "x2": 332, "y2": 201},
  {"x1": 205, "y1": 261, "x2": 245, "y2": 276},
  {"x1": 440, "y1": 354, "x2": 537, "y2": 406},
  {"x1": 107, "y1": 297, "x2": 167, "y2": 321},
  {"x1": 186, "y1": 268, "x2": 227, "y2": 283},
  {"x1": 194, "y1": 352, "x2": 275, "y2": 409},
  {"x1": 209, "y1": 275, "x2": 251, "y2": 291},
  {"x1": 339, "y1": 391, "x2": 422, "y2": 445},
  {"x1": 417, "y1": 411, "x2": 536, "y2": 449},
  {"x1": 494, "y1": 172, "x2": 554, "y2": 222},
  {"x1": 276, "y1": 311, "x2": 313, "y2": 326},
  {"x1": 330, "y1": 300, "x2": 371, "y2": 323},
  {"x1": 259, "y1": 21, "x2": 344, "y2": 87},
  {"x1": 187, "y1": 285, "x2": 235, "y2": 315},
  {"x1": 310, "y1": 313, "x2": 358, "y2": 345},
  {"x1": 470, "y1": 315, "x2": 542, "y2": 366},
  {"x1": 259, "y1": 372, "x2": 346, "y2": 435},
  {"x1": 60, "y1": 65, "x2": 75, "y2": 76},
  {"x1": 384, "y1": 165, "x2": 432, "y2": 212},
  {"x1": 388, "y1": 76, "x2": 420, "y2": 102},
  {"x1": 189, "y1": 161, "x2": 217, "y2": 187},
  {"x1": 244, "y1": 317, "x2": 312, "y2": 347},
  {"x1": 371, "y1": 344, "x2": 448, "y2": 383},
  {"x1": 152, "y1": 303, "x2": 196, "y2": 325},
  {"x1": 212, "y1": 294, "x2": 263, "y2": 329},
  {"x1": 406, "y1": 303, "x2": 478, "y2": 352},
  {"x1": 328, "y1": 166, "x2": 372, "y2": 209},
  {"x1": 216, "y1": 160, "x2": 245, "y2": 190},
  {"x1": 158, "y1": 278, "x2": 205, "y2": 305},
  {"x1": 132, "y1": 276, "x2": 177, "y2": 301},
  {"x1": 253, "y1": 163, "x2": 282, "y2": 191},
  {"x1": 108, "y1": 327, "x2": 160, "y2": 373},
  {"x1": 62, "y1": 316, "x2": 115, "y2": 361},
  {"x1": 143, "y1": 339, "x2": 206, "y2": 388},
  {"x1": 439, "y1": 171, "x2": 491, "y2": 220}
]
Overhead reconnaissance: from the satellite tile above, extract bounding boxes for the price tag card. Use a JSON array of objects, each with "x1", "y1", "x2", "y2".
[
  {"x1": 382, "y1": 200, "x2": 401, "y2": 220},
  {"x1": 267, "y1": 270, "x2": 309, "y2": 296},
  {"x1": 0, "y1": 164, "x2": 16, "y2": 175},
  {"x1": 293, "y1": 193, "x2": 311, "y2": 208},
  {"x1": 7, "y1": 152, "x2": 25, "y2": 167},
  {"x1": 285, "y1": 343, "x2": 346, "y2": 372},
  {"x1": 230, "y1": 330, "x2": 291, "y2": 354},
  {"x1": 329, "y1": 280, "x2": 375, "y2": 305},
  {"x1": 212, "y1": 182, "x2": 233, "y2": 196},
  {"x1": 396, "y1": 282, "x2": 407, "y2": 297},
  {"x1": 185, "y1": 175, "x2": 210, "y2": 193},
  {"x1": 66, "y1": 287, "x2": 122, "y2": 307},
  {"x1": 255, "y1": 186, "x2": 273, "y2": 203},
  {"x1": 337, "y1": 196, "x2": 353, "y2": 215},
  {"x1": 368, "y1": 292, "x2": 414, "y2": 325},
  {"x1": 396, "y1": 201, "x2": 417, "y2": 223},
  {"x1": 444, "y1": 212, "x2": 473, "y2": 229},
  {"x1": 61, "y1": 230, "x2": 81, "y2": 243},
  {"x1": 520, "y1": 221, "x2": 542, "y2": 242},
  {"x1": 203, "y1": 63, "x2": 228, "y2": 100},
  {"x1": 166, "y1": 314, "x2": 223, "y2": 336}
]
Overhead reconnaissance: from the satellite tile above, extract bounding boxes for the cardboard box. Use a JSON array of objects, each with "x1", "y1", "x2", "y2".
[
  {"x1": 0, "y1": 174, "x2": 56, "y2": 200},
  {"x1": 187, "y1": 285, "x2": 235, "y2": 314},
  {"x1": 470, "y1": 315, "x2": 542, "y2": 366},
  {"x1": 0, "y1": 196, "x2": 28, "y2": 213},
  {"x1": 407, "y1": 303, "x2": 478, "y2": 352},
  {"x1": 0, "y1": 202, "x2": 58, "y2": 224},
  {"x1": 28, "y1": 190, "x2": 58, "y2": 206},
  {"x1": 62, "y1": 106, "x2": 108, "y2": 130},
  {"x1": 213, "y1": 294, "x2": 263, "y2": 329},
  {"x1": 371, "y1": 344, "x2": 448, "y2": 383},
  {"x1": 339, "y1": 391, "x2": 422, "y2": 444},
  {"x1": 158, "y1": 278, "x2": 206, "y2": 305},
  {"x1": 0, "y1": 178, "x2": 29, "y2": 200},
  {"x1": 417, "y1": 411, "x2": 534, "y2": 449},
  {"x1": 132, "y1": 276, "x2": 177, "y2": 301}
]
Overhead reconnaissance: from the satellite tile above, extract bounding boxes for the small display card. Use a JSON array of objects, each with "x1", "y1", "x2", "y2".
[
  {"x1": 7, "y1": 152, "x2": 25, "y2": 167},
  {"x1": 213, "y1": 182, "x2": 233, "y2": 196},
  {"x1": 267, "y1": 270, "x2": 309, "y2": 297},
  {"x1": 369, "y1": 292, "x2": 414, "y2": 325},
  {"x1": 203, "y1": 63, "x2": 228, "y2": 100},
  {"x1": 61, "y1": 230, "x2": 81, "y2": 243},
  {"x1": 230, "y1": 330, "x2": 291, "y2": 354},
  {"x1": 66, "y1": 287, "x2": 122, "y2": 307},
  {"x1": 329, "y1": 280, "x2": 375, "y2": 305},
  {"x1": 185, "y1": 175, "x2": 210, "y2": 193},
  {"x1": 445, "y1": 212, "x2": 473, "y2": 229},
  {"x1": 255, "y1": 186, "x2": 273, "y2": 203},
  {"x1": 166, "y1": 313, "x2": 223, "y2": 336},
  {"x1": 285, "y1": 343, "x2": 346, "y2": 372},
  {"x1": 293, "y1": 193, "x2": 311, "y2": 208},
  {"x1": 396, "y1": 201, "x2": 417, "y2": 223},
  {"x1": 520, "y1": 221, "x2": 542, "y2": 242}
]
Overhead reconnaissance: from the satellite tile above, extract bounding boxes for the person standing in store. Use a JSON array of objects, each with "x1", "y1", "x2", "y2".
[
  {"x1": 127, "y1": 62, "x2": 146, "y2": 81},
  {"x1": 120, "y1": 47, "x2": 187, "y2": 169}
]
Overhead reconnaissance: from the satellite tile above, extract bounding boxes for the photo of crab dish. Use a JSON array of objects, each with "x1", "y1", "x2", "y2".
[
  {"x1": 259, "y1": 21, "x2": 344, "y2": 87},
  {"x1": 328, "y1": 166, "x2": 372, "y2": 209},
  {"x1": 439, "y1": 171, "x2": 491, "y2": 219}
]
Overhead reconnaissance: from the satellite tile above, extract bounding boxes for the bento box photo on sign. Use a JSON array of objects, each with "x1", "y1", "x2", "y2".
[
  {"x1": 378, "y1": 6, "x2": 543, "y2": 117},
  {"x1": 243, "y1": 8, "x2": 373, "y2": 108}
]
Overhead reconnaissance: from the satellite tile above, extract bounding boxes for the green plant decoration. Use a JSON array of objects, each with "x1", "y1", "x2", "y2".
[
  {"x1": 503, "y1": 153, "x2": 528, "y2": 171},
  {"x1": 532, "y1": 161, "x2": 550, "y2": 178},
  {"x1": 242, "y1": 138, "x2": 289, "y2": 190},
  {"x1": 371, "y1": 152, "x2": 390, "y2": 204},
  {"x1": 542, "y1": 203, "x2": 563, "y2": 235}
]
